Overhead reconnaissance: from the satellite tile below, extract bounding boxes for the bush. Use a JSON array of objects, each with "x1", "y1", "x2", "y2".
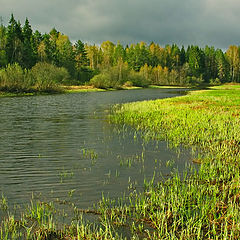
[
  {"x1": 0, "y1": 63, "x2": 31, "y2": 92},
  {"x1": 209, "y1": 78, "x2": 221, "y2": 86},
  {"x1": 128, "y1": 70, "x2": 149, "y2": 87},
  {"x1": 90, "y1": 72, "x2": 112, "y2": 89},
  {"x1": 0, "y1": 62, "x2": 70, "y2": 93},
  {"x1": 75, "y1": 67, "x2": 96, "y2": 85},
  {"x1": 30, "y1": 62, "x2": 69, "y2": 92},
  {"x1": 123, "y1": 81, "x2": 133, "y2": 87},
  {"x1": 184, "y1": 76, "x2": 204, "y2": 87},
  {"x1": 90, "y1": 64, "x2": 150, "y2": 89}
]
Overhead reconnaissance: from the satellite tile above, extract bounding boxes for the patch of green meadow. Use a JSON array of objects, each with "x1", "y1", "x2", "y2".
[{"x1": 107, "y1": 84, "x2": 240, "y2": 239}]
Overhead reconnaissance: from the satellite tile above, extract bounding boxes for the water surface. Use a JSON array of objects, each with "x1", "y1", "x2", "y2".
[{"x1": 0, "y1": 89, "x2": 192, "y2": 208}]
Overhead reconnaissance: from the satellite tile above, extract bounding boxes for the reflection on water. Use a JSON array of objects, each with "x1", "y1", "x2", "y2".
[{"x1": 0, "y1": 89, "x2": 191, "y2": 208}]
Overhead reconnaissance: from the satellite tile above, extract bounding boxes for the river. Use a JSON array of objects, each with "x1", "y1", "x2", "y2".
[{"x1": 0, "y1": 88, "x2": 192, "y2": 209}]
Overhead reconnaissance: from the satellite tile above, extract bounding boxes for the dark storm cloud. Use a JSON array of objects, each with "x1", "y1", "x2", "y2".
[{"x1": 1, "y1": 0, "x2": 240, "y2": 48}]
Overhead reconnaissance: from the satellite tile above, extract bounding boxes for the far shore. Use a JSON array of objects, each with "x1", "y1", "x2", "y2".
[
  {"x1": 0, "y1": 84, "x2": 191, "y2": 97},
  {"x1": 62, "y1": 84, "x2": 191, "y2": 93}
]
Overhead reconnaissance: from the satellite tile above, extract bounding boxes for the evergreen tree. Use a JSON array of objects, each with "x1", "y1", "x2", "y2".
[
  {"x1": 56, "y1": 33, "x2": 75, "y2": 76},
  {"x1": 0, "y1": 23, "x2": 7, "y2": 67},
  {"x1": 74, "y1": 40, "x2": 89, "y2": 67},
  {"x1": 113, "y1": 41, "x2": 126, "y2": 65},
  {"x1": 126, "y1": 42, "x2": 150, "y2": 71},
  {"x1": 187, "y1": 46, "x2": 204, "y2": 77},
  {"x1": 179, "y1": 46, "x2": 186, "y2": 66},
  {"x1": 6, "y1": 14, "x2": 24, "y2": 64},
  {"x1": 215, "y1": 49, "x2": 229, "y2": 83},
  {"x1": 49, "y1": 29, "x2": 60, "y2": 65},
  {"x1": 22, "y1": 18, "x2": 36, "y2": 68},
  {"x1": 74, "y1": 40, "x2": 91, "y2": 82},
  {"x1": 38, "y1": 32, "x2": 58, "y2": 65},
  {"x1": 204, "y1": 46, "x2": 218, "y2": 82},
  {"x1": 32, "y1": 30, "x2": 42, "y2": 62}
]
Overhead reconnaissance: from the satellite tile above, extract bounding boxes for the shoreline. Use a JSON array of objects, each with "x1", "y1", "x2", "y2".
[
  {"x1": 0, "y1": 84, "x2": 191, "y2": 97},
  {"x1": 108, "y1": 84, "x2": 240, "y2": 238}
]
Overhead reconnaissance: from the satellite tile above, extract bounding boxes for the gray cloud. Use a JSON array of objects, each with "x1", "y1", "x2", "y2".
[{"x1": 0, "y1": 0, "x2": 240, "y2": 48}]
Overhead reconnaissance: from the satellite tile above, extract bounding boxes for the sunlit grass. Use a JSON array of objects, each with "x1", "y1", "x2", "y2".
[{"x1": 107, "y1": 84, "x2": 240, "y2": 239}]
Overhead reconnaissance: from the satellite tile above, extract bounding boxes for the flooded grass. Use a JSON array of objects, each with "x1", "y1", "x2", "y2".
[
  {"x1": 1, "y1": 84, "x2": 240, "y2": 239},
  {"x1": 108, "y1": 84, "x2": 240, "y2": 239}
]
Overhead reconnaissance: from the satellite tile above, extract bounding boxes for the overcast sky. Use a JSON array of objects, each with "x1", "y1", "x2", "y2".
[{"x1": 1, "y1": 0, "x2": 239, "y2": 48}]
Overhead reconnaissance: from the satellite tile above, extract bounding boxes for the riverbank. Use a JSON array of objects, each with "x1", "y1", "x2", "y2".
[
  {"x1": 1, "y1": 84, "x2": 239, "y2": 239},
  {"x1": 0, "y1": 84, "x2": 190, "y2": 97},
  {"x1": 62, "y1": 84, "x2": 189, "y2": 93},
  {"x1": 109, "y1": 84, "x2": 240, "y2": 239}
]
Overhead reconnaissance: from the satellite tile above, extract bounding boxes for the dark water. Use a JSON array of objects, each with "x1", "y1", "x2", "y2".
[{"x1": 0, "y1": 89, "x2": 192, "y2": 209}]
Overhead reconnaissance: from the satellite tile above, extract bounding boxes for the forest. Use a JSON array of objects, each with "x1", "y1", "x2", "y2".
[{"x1": 0, "y1": 14, "x2": 240, "y2": 92}]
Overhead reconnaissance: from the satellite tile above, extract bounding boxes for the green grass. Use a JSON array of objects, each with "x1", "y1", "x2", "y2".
[
  {"x1": 148, "y1": 85, "x2": 190, "y2": 89},
  {"x1": 107, "y1": 84, "x2": 240, "y2": 239},
  {"x1": 62, "y1": 85, "x2": 106, "y2": 93}
]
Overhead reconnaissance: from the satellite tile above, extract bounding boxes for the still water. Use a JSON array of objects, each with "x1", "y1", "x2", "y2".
[{"x1": 0, "y1": 89, "x2": 192, "y2": 209}]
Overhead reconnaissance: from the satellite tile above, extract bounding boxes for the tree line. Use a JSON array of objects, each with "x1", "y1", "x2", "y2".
[{"x1": 0, "y1": 14, "x2": 240, "y2": 91}]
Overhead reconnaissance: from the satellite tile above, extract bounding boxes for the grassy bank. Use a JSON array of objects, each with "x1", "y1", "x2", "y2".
[
  {"x1": 108, "y1": 84, "x2": 240, "y2": 239},
  {"x1": 111, "y1": 84, "x2": 240, "y2": 155},
  {"x1": 62, "y1": 85, "x2": 106, "y2": 93},
  {"x1": 0, "y1": 84, "x2": 189, "y2": 97}
]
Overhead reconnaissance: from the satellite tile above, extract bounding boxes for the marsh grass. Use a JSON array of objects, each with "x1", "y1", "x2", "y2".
[
  {"x1": 80, "y1": 148, "x2": 98, "y2": 161},
  {"x1": 106, "y1": 84, "x2": 240, "y2": 239},
  {"x1": 0, "y1": 196, "x2": 126, "y2": 240}
]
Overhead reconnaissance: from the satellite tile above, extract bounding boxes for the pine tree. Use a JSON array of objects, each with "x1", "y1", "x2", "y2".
[
  {"x1": 0, "y1": 22, "x2": 7, "y2": 67},
  {"x1": 6, "y1": 14, "x2": 24, "y2": 64},
  {"x1": 56, "y1": 33, "x2": 75, "y2": 76},
  {"x1": 187, "y1": 46, "x2": 204, "y2": 78},
  {"x1": 113, "y1": 41, "x2": 125, "y2": 65},
  {"x1": 74, "y1": 40, "x2": 89, "y2": 67},
  {"x1": 204, "y1": 46, "x2": 218, "y2": 82},
  {"x1": 179, "y1": 46, "x2": 186, "y2": 66},
  {"x1": 74, "y1": 40, "x2": 90, "y2": 81},
  {"x1": 215, "y1": 49, "x2": 229, "y2": 83},
  {"x1": 22, "y1": 18, "x2": 36, "y2": 68}
]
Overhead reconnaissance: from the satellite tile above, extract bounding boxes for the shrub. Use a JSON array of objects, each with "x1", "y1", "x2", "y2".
[
  {"x1": 209, "y1": 78, "x2": 221, "y2": 86},
  {"x1": 123, "y1": 81, "x2": 133, "y2": 87},
  {"x1": 128, "y1": 70, "x2": 149, "y2": 87},
  {"x1": 75, "y1": 67, "x2": 96, "y2": 85},
  {"x1": 30, "y1": 62, "x2": 69, "y2": 92},
  {"x1": 0, "y1": 63, "x2": 31, "y2": 92},
  {"x1": 90, "y1": 72, "x2": 112, "y2": 89},
  {"x1": 184, "y1": 76, "x2": 204, "y2": 87}
]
